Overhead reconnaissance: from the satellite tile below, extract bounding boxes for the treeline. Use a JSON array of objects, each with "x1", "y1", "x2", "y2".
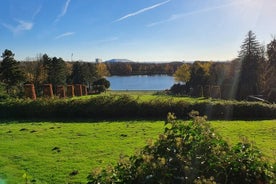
[
  {"x1": 1, "y1": 30, "x2": 275, "y2": 101},
  {"x1": 105, "y1": 61, "x2": 182, "y2": 75},
  {"x1": 0, "y1": 51, "x2": 111, "y2": 98},
  {"x1": 173, "y1": 31, "x2": 276, "y2": 102},
  {"x1": 0, "y1": 50, "x2": 183, "y2": 98}
]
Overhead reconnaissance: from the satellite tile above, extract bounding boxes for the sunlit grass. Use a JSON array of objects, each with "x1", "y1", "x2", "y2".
[
  {"x1": 0, "y1": 119, "x2": 275, "y2": 183},
  {"x1": 0, "y1": 121, "x2": 163, "y2": 184},
  {"x1": 211, "y1": 120, "x2": 276, "y2": 162},
  {"x1": 74, "y1": 91, "x2": 214, "y2": 104}
]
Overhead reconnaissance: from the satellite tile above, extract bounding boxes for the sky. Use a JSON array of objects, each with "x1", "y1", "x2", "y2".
[{"x1": 0, "y1": 0, "x2": 276, "y2": 62}]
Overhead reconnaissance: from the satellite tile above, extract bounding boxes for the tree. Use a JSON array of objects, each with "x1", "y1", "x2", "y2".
[
  {"x1": 43, "y1": 56, "x2": 67, "y2": 93},
  {"x1": 237, "y1": 31, "x2": 262, "y2": 99},
  {"x1": 93, "y1": 78, "x2": 110, "y2": 89},
  {"x1": 0, "y1": 49, "x2": 25, "y2": 95},
  {"x1": 188, "y1": 61, "x2": 211, "y2": 87},
  {"x1": 70, "y1": 61, "x2": 85, "y2": 84},
  {"x1": 267, "y1": 38, "x2": 276, "y2": 66},
  {"x1": 265, "y1": 38, "x2": 276, "y2": 101},
  {"x1": 68, "y1": 62, "x2": 99, "y2": 91},
  {"x1": 209, "y1": 62, "x2": 230, "y2": 85},
  {"x1": 92, "y1": 78, "x2": 110, "y2": 93},
  {"x1": 22, "y1": 54, "x2": 48, "y2": 95},
  {"x1": 84, "y1": 63, "x2": 98, "y2": 90},
  {"x1": 96, "y1": 62, "x2": 110, "y2": 78},
  {"x1": 173, "y1": 63, "x2": 191, "y2": 83}
]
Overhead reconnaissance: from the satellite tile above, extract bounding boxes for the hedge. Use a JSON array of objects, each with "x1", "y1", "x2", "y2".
[{"x1": 0, "y1": 95, "x2": 275, "y2": 120}]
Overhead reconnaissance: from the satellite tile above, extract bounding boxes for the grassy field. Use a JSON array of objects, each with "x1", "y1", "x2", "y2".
[
  {"x1": 211, "y1": 120, "x2": 276, "y2": 162},
  {"x1": 0, "y1": 121, "x2": 164, "y2": 184},
  {"x1": 0, "y1": 119, "x2": 275, "y2": 184},
  {"x1": 90, "y1": 90, "x2": 213, "y2": 103}
]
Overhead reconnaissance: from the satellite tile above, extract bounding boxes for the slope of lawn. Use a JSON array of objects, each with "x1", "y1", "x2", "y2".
[
  {"x1": 0, "y1": 120, "x2": 275, "y2": 183},
  {"x1": 211, "y1": 120, "x2": 276, "y2": 162},
  {"x1": 0, "y1": 121, "x2": 164, "y2": 184}
]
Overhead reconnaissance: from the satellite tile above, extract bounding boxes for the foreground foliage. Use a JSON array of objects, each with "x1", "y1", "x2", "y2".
[
  {"x1": 88, "y1": 112, "x2": 275, "y2": 184},
  {"x1": 0, "y1": 119, "x2": 275, "y2": 183}
]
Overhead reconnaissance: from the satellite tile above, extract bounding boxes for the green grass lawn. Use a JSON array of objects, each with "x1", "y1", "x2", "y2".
[
  {"x1": 0, "y1": 120, "x2": 275, "y2": 183},
  {"x1": 76, "y1": 90, "x2": 215, "y2": 104},
  {"x1": 0, "y1": 121, "x2": 164, "y2": 184},
  {"x1": 211, "y1": 120, "x2": 276, "y2": 162}
]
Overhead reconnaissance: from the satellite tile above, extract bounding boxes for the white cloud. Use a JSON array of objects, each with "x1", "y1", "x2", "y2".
[
  {"x1": 2, "y1": 20, "x2": 33, "y2": 34},
  {"x1": 55, "y1": 32, "x2": 75, "y2": 39},
  {"x1": 114, "y1": 0, "x2": 171, "y2": 22},
  {"x1": 54, "y1": 0, "x2": 71, "y2": 23}
]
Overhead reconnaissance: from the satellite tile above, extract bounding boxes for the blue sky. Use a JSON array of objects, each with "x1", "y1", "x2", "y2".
[{"x1": 1, "y1": 0, "x2": 275, "y2": 62}]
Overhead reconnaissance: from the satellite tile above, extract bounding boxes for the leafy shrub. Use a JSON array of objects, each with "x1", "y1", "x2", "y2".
[
  {"x1": 93, "y1": 78, "x2": 110, "y2": 89},
  {"x1": 0, "y1": 95, "x2": 275, "y2": 120},
  {"x1": 87, "y1": 112, "x2": 275, "y2": 184},
  {"x1": 92, "y1": 85, "x2": 106, "y2": 93},
  {"x1": 170, "y1": 83, "x2": 189, "y2": 95}
]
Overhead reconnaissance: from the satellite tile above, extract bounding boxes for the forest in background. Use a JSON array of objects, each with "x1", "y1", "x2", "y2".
[{"x1": 0, "y1": 31, "x2": 275, "y2": 101}]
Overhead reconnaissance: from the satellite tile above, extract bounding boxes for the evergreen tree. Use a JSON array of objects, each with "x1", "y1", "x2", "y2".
[
  {"x1": 70, "y1": 61, "x2": 85, "y2": 84},
  {"x1": 267, "y1": 38, "x2": 276, "y2": 65},
  {"x1": 237, "y1": 31, "x2": 262, "y2": 99},
  {"x1": 43, "y1": 56, "x2": 67, "y2": 93},
  {"x1": 86, "y1": 63, "x2": 98, "y2": 90},
  {"x1": 0, "y1": 49, "x2": 25, "y2": 95},
  {"x1": 266, "y1": 38, "x2": 276, "y2": 101}
]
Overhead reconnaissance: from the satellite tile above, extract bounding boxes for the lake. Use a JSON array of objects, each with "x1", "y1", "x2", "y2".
[{"x1": 107, "y1": 75, "x2": 175, "y2": 90}]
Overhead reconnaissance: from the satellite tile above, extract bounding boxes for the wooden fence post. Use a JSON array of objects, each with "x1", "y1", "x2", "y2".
[
  {"x1": 74, "y1": 84, "x2": 82, "y2": 96},
  {"x1": 24, "y1": 84, "x2": 36, "y2": 100},
  {"x1": 43, "y1": 84, "x2": 54, "y2": 98},
  {"x1": 67, "y1": 85, "x2": 75, "y2": 97},
  {"x1": 57, "y1": 85, "x2": 66, "y2": 98},
  {"x1": 82, "y1": 85, "x2": 88, "y2": 96}
]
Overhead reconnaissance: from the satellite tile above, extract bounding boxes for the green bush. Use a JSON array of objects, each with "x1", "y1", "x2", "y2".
[
  {"x1": 92, "y1": 85, "x2": 106, "y2": 93},
  {"x1": 87, "y1": 112, "x2": 275, "y2": 184},
  {"x1": 0, "y1": 94, "x2": 275, "y2": 120}
]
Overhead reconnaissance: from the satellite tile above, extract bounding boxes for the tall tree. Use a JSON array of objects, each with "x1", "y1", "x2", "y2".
[
  {"x1": 85, "y1": 63, "x2": 98, "y2": 90},
  {"x1": 0, "y1": 49, "x2": 25, "y2": 95},
  {"x1": 267, "y1": 38, "x2": 276, "y2": 66},
  {"x1": 265, "y1": 38, "x2": 276, "y2": 101},
  {"x1": 237, "y1": 31, "x2": 262, "y2": 99},
  {"x1": 96, "y1": 62, "x2": 110, "y2": 78},
  {"x1": 43, "y1": 56, "x2": 67, "y2": 93},
  {"x1": 209, "y1": 62, "x2": 229, "y2": 85},
  {"x1": 173, "y1": 63, "x2": 191, "y2": 83},
  {"x1": 22, "y1": 54, "x2": 48, "y2": 95},
  {"x1": 188, "y1": 61, "x2": 211, "y2": 87},
  {"x1": 70, "y1": 61, "x2": 85, "y2": 84}
]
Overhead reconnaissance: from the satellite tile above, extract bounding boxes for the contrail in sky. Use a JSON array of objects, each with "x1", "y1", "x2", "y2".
[
  {"x1": 55, "y1": 32, "x2": 75, "y2": 39},
  {"x1": 114, "y1": 0, "x2": 171, "y2": 22},
  {"x1": 55, "y1": 0, "x2": 71, "y2": 23},
  {"x1": 147, "y1": 0, "x2": 249, "y2": 27}
]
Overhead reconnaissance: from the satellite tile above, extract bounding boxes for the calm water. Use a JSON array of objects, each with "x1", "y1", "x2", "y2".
[{"x1": 107, "y1": 75, "x2": 175, "y2": 90}]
